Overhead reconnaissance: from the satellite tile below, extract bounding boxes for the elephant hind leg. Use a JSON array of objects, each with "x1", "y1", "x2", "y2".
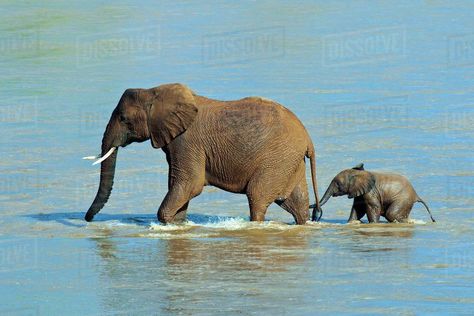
[
  {"x1": 384, "y1": 203, "x2": 410, "y2": 223},
  {"x1": 348, "y1": 205, "x2": 366, "y2": 222},
  {"x1": 366, "y1": 205, "x2": 381, "y2": 223},
  {"x1": 245, "y1": 173, "x2": 278, "y2": 222},
  {"x1": 276, "y1": 174, "x2": 309, "y2": 225},
  {"x1": 248, "y1": 200, "x2": 271, "y2": 222},
  {"x1": 246, "y1": 159, "x2": 306, "y2": 223}
]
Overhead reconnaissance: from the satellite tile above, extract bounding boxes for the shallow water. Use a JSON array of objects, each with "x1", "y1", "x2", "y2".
[{"x1": 1, "y1": 1, "x2": 474, "y2": 315}]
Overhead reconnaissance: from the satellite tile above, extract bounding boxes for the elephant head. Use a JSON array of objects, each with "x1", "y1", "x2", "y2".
[
  {"x1": 84, "y1": 83, "x2": 198, "y2": 222},
  {"x1": 319, "y1": 163, "x2": 375, "y2": 206}
]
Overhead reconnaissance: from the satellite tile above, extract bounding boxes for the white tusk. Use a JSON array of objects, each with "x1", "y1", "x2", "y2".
[
  {"x1": 82, "y1": 155, "x2": 98, "y2": 160},
  {"x1": 92, "y1": 147, "x2": 116, "y2": 166}
]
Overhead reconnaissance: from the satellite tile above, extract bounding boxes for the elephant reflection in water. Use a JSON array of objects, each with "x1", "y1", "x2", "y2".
[
  {"x1": 337, "y1": 224, "x2": 415, "y2": 271},
  {"x1": 348, "y1": 225, "x2": 414, "y2": 250},
  {"x1": 162, "y1": 233, "x2": 311, "y2": 313},
  {"x1": 90, "y1": 234, "x2": 312, "y2": 315},
  {"x1": 165, "y1": 232, "x2": 308, "y2": 272},
  {"x1": 88, "y1": 238, "x2": 169, "y2": 314},
  {"x1": 350, "y1": 225, "x2": 415, "y2": 239}
]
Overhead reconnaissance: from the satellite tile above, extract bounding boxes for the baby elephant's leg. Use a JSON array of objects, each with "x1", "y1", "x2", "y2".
[
  {"x1": 385, "y1": 203, "x2": 410, "y2": 223},
  {"x1": 348, "y1": 202, "x2": 365, "y2": 223},
  {"x1": 366, "y1": 205, "x2": 381, "y2": 223}
]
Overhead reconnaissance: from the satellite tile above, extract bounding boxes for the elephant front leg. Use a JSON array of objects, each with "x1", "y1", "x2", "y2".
[
  {"x1": 158, "y1": 184, "x2": 200, "y2": 224},
  {"x1": 248, "y1": 200, "x2": 270, "y2": 222},
  {"x1": 348, "y1": 207, "x2": 365, "y2": 223},
  {"x1": 348, "y1": 198, "x2": 366, "y2": 223},
  {"x1": 366, "y1": 205, "x2": 381, "y2": 223},
  {"x1": 173, "y1": 202, "x2": 189, "y2": 223}
]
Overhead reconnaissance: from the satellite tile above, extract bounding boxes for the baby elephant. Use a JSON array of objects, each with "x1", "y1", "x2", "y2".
[{"x1": 314, "y1": 163, "x2": 435, "y2": 223}]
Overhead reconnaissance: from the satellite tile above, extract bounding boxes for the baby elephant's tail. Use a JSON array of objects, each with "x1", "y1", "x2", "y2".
[{"x1": 416, "y1": 198, "x2": 436, "y2": 222}]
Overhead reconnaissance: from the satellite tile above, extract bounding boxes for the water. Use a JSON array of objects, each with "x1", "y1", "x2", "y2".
[{"x1": 1, "y1": 1, "x2": 473, "y2": 314}]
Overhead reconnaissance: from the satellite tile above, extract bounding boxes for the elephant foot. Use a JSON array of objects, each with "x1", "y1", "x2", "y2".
[
  {"x1": 389, "y1": 218, "x2": 408, "y2": 224},
  {"x1": 172, "y1": 210, "x2": 187, "y2": 224},
  {"x1": 293, "y1": 209, "x2": 309, "y2": 225},
  {"x1": 158, "y1": 210, "x2": 188, "y2": 225}
]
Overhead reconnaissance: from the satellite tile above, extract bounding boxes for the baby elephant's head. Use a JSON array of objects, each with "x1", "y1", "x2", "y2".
[{"x1": 319, "y1": 163, "x2": 376, "y2": 206}]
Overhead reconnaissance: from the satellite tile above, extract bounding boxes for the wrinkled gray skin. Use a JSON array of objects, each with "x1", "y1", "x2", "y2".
[
  {"x1": 85, "y1": 83, "x2": 322, "y2": 224},
  {"x1": 315, "y1": 163, "x2": 435, "y2": 223}
]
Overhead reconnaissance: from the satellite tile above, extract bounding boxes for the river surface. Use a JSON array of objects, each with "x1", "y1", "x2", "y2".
[{"x1": 1, "y1": 1, "x2": 473, "y2": 315}]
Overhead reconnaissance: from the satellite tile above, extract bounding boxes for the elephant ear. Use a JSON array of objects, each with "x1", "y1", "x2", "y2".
[
  {"x1": 348, "y1": 171, "x2": 375, "y2": 198},
  {"x1": 352, "y1": 163, "x2": 364, "y2": 170},
  {"x1": 147, "y1": 83, "x2": 198, "y2": 148}
]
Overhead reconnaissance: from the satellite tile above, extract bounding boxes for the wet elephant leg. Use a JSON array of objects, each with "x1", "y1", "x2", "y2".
[
  {"x1": 161, "y1": 159, "x2": 204, "y2": 223},
  {"x1": 348, "y1": 197, "x2": 366, "y2": 222},
  {"x1": 172, "y1": 202, "x2": 189, "y2": 223},
  {"x1": 276, "y1": 175, "x2": 309, "y2": 224},
  {"x1": 248, "y1": 200, "x2": 270, "y2": 222},
  {"x1": 385, "y1": 203, "x2": 410, "y2": 223},
  {"x1": 366, "y1": 205, "x2": 381, "y2": 223},
  {"x1": 166, "y1": 175, "x2": 188, "y2": 223},
  {"x1": 348, "y1": 206, "x2": 365, "y2": 222},
  {"x1": 158, "y1": 183, "x2": 201, "y2": 224},
  {"x1": 246, "y1": 167, "x2": 287, "y2": 222}
]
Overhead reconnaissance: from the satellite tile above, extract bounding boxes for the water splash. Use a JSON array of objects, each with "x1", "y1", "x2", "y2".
[{"x1": 408, "y1": 218, "x2": 427, "y2": 225}]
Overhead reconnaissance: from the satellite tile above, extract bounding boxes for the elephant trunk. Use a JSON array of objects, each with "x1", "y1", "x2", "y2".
[
  {"x1": 84, "y1": 129, "x2": 119, "y2": 222},
  {"x1": 319, "y1": 181, "x2": 336, "y2": 206}
]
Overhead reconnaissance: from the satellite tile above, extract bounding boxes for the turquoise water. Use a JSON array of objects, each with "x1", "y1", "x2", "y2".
[{"x1": 1, "y1": 1, "x2": 473, "y2": 315}]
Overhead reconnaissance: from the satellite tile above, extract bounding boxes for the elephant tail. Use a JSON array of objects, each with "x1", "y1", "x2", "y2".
[
  {"x1": 416, "y1": 197, "x2": 436, "y2": 222},
  {"x1": 306, "y1": 144, "x2": 322, "y2": 221}
]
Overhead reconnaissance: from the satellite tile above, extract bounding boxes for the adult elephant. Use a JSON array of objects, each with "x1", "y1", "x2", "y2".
[{"x1": 84, "y1": 83, "x2": 322, "y2": 224}]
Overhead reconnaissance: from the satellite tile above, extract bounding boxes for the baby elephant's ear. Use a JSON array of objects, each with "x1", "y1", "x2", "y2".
[
  {"x1": 348, "y1": 171, "x2": 375, "y2": 198},
  {"x1": 352, "y1": 163, "x2": 364, "y2": 170}
]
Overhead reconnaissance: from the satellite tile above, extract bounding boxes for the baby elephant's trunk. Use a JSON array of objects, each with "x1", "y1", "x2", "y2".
[
  {"x1": 319, "y1": 181, "x2": 336, "y2": 207},
  {"x1": 417, "y1": 198, "x2": 436, "y2": 222}
]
